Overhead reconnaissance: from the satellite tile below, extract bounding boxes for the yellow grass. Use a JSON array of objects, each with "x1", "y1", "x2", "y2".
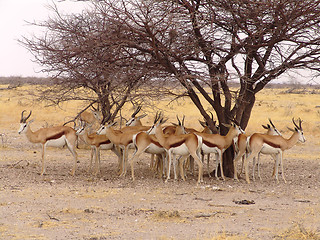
[{"x1": 0, "y1": 84, "x2": 319, "y2": 240}]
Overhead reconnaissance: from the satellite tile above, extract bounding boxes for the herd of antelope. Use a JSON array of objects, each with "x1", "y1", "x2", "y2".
[{"x1": 18, "y1": 106, "x2": 306, "y2": 184}]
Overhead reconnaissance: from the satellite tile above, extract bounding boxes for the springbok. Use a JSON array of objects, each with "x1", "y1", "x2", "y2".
[
  {"x1": 18, "y1": 110, "x2": 78, "y2": 176},
  {"x1": 244, "y1": 118, "x2": 306, "y2": 183},
  {"x1": 147, "y1": 113, "x2": 204, "y2": 184}
]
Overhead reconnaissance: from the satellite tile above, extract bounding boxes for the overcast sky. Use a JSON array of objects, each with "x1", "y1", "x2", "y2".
[{"x1": 0, "y1": 0, "x2": 88, "y2": 78}]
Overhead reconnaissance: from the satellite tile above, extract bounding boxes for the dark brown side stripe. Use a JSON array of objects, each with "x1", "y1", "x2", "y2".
[
  {"x1": 203, "y1": 140, "x2": 218, "y2": 148},
  {"x1": 101, "y1": 139, "x2": 111, "y2": 145},
  {"x1": 264, "y1": 139, "x2": 281, "y2": 149},
  {"x1": 46, "y1": 131, "x2": 65, "y2": 141},
  {"x1": 150, "y1": 138, "x2": 163, "y2": 148},
  {"x1": 170, "y1": 140, "x2": 185, "y2": 148}
]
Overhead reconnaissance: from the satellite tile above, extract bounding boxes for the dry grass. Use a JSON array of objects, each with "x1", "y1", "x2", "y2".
[
  {"x1": 1, "y1": 84, "x2": 320, "y2": 240},
  {"x1": 2, "y1": 85, "x2": 320, "y2": 135},
  {"x1": 275, "y1": 223, "x2": 320, "y2": 240}
]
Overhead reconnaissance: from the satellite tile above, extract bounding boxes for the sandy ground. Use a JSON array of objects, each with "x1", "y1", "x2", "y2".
[{"x1": 0, "y1": 129, "x2": 319, "y2": 240}]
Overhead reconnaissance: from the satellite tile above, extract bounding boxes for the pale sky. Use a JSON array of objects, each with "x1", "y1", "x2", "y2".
[{"x1": 0, "y1": 0, "x2": 88, "y2": 77}]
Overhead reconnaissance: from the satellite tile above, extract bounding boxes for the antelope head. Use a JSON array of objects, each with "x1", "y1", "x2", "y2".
[
  {"x1": 125, "y1": 105, "x2": 147, "y2": 126},
  {"x1": 288, "y1": 118, "x2": 306, "y2": 143},
  {"x1": 18, "y1": 110, "x2": 32, "y2": 134}
]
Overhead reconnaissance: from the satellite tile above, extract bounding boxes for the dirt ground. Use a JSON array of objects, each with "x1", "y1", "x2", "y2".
[{"x1": 0, "y1": 129, "x2": 319, "y2": 240}]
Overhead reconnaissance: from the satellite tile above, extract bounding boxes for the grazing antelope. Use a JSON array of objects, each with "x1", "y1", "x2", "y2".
[
  {"x1": 196, "y1": 121, "x2": 244, "y2": 180},
  {"x1": 76, "y1": 122, "x2": 120, "y2": 176},
  {"x1": 244, "y1": 118, "x2": 306, "y2": 184},
  {"x1": 18, "y1": 110, "x2": 78, "y2": 176},
  {"x1": 147, "y1": 114, "x2": 204, "y2": 184},
  {"x1": 233, "y1": 119, "x2": 282, "y2": 181}
]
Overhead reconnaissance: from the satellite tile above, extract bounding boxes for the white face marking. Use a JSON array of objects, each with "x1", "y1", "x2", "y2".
[
  {"x1": 126, "y1": 118, "x2": 135, "y2": 126},
  {"x1": 18, "y1": 123, "x2": 27, "y2": 134},
  {"x1": 96, "y1": 125, "x2": 106, "y2": 135},
  {"x1": 76, "y1": 126, "x2": 85, "y2": 135},
  {"x1": 299, "y1": 130, "x2": 306, "y2": 143}
]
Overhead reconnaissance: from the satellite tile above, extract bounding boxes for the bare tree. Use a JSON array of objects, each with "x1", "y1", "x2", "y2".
[
  {"x1": 21, "y1": 3, "x2": 170, "y2": 121},
  {"x1": 22, "y1": 0, "x2": 320, "y2": 176},
  {"x1": 89, "y1": 0, "x2": 320, "y2": 176}
]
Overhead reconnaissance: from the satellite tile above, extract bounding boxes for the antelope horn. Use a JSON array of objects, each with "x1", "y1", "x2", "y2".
[
  {"x1": 176, "y1": 115, "x2": 181, "y2": 126},
  {"x1": 154, "y1": 112, "x2": 161, "y2": 124},
  {"x1": 268, "y1": 118, "x2": 276, "y2": 128},
  {"x1": 292, "y1": 117, "x2": 299, "y2": 129},
  {"x1": 132, "y1": 105, "x2": 142, "y2": 117},
  {"x1": 101, "y1": 113, "x2": 111, "y2": 125},
  {"x1": 22, "y1": 110, "x2": 32, "y2": 122},
  {"x1": 231, "y1": 118, "x2": 240, "y2": 126},
  {"x1": 298, "y1": 118, "x2": 302, "y2": 129},
  {"x1": 210, "y1": 112, "x2": 214, "y2": 121},
  {"x1": 20, "y1": 110, "x2": 26, "y2": 123},
  {"x1": 91, "y1": 105, "x2": 97, "y2": 111}
]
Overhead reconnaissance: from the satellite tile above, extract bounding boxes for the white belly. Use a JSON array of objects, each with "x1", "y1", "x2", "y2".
[
  {"x1": 45, "y1": 136, "x2": 67, "y2": 148},
  {"x1": 201, "y1": 144, "x2": 219, "y2": 155},
  {"x1": 145, "y1": 143, "x2": 165, "y2": 154},
  {"x1": 260, "y1": 144, "x2": 281, "y2": 155},
  {"x1": 100, "y1": 143, "x2": 114, "y2": 150},
  {"x1": 171, "y1": 143, "x2": 190, "y2": 156}
]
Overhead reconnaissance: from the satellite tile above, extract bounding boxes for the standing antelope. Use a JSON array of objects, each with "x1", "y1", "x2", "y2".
[
  {"x1": 147, "y1": 114, "x2": 204, "y2": 184},
  {"x1": 97, "y1": 117, "x2": 144, "y2": 177},
  {"x1": 18, "y1": 110, "x2": 78, "y2": 176},
  {"x1": 196, "y1": 121, "x2": 244, "y2": 180},
  {"x1": 76, "y1": 122, "x2": 120, "y2": 176},
  {"x1": 244, "y1": 118, "x2": 306, "y2": 184},
  {"x1": 253, "y1": 119, "x2": 282, "y2": 180},
  {"x1": 128, "y1": 114, "x2": 167, "y2": 181},
  {"x1": 233, "y1": 119, "x2": 282, "y2": 181}
]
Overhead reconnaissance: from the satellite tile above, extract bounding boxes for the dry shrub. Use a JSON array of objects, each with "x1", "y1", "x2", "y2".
[
  {"x1": 152, "y1": 210, "x2": 181, "y2": 220},
  {"x1": 275, "y1": 223, "x2": 320, "y2": 240}
]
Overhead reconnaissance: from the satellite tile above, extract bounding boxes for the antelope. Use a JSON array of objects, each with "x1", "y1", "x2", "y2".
[
  {"x1": 96, "y1": 117, "x2": 142, "y2": 177},
  {"x1": 18, "y1": 110, "x2": 78, "y2": 176},
  {"x1": 233, "y1": 119, "x2": 282, "y2": 181},
  {"x1": 128, "y1": 114, "x2": 167, "y2": 181},
  {"x1": 76, "y1": 122, "x2": 120, "y2": 176},
  {"x1": 197, "y1": 116, "x2": 219, "y2": 177},
  {"x1": 79, "y1": 106, "x2": 101, "y2": 127},
  {"x1": 147, "y1": 113, "x2": 204, "y2": 184},
  {"x1": 196, "y1": 121, "x2": 244, "y2": 181},
  {"x1": 164, "y1": 113, "x2": 219, "y2": 177},
  {"x1": 253, "y1": 119, "x2": 282, "y2": 180},
  {"x1": 244, "y1": 118, "x2": 306, "y2": 184}
]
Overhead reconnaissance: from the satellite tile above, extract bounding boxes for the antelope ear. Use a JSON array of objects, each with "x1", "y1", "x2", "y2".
[
  {"x1": 199, "y1": 120, "x2": 206, "y2": 128},
  {"x1": 108, "y1": 121, "x2": 117, "y2": 127},
  {"x1": 28, "y1": 119, "x2": 35, "y2": 124},
  {"x1": 287, "y1": 127, "x2": 295, "y2": 132},
  {"x1": 137, "y1": 113, "x2": 147, "y2": 120},
  {"x1": 262, "y1": 124, "x2": 268, "y2": 129},
  {"x1": 222, "y1": 123, "x2": 231, "y2": 128},
  {"x1": 160, "y1": 118, "x2": 168, "y2": 125}
]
